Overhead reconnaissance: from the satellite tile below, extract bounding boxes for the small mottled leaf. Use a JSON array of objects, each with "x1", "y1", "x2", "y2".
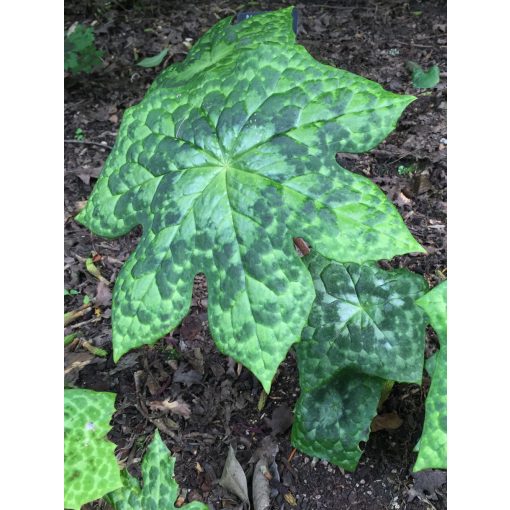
[
  {"x1": 406, "y1": 61, "x2": 440, "y2": 88},
  {"x1": 292, "y1": 252, "x2": 428, "y2": 469},
  {"x1": 64, "y1": 24, "x2": 103, "y2": 74},
  {"x1": 414, "y1": 281, "x2": 447, "y2": 471},
  {"x1": 64, "y1": 389, "x2": 122, "y2": 510},
  {"x1": 76, "y1": 8, "x2": 423, "y2": 392},
  {"x1": 105, "y1": 430, "x2": 208, "y2": 509}
]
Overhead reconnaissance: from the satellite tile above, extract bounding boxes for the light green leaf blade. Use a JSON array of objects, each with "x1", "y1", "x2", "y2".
[
  {"x1": 106, "y1": 431, "x2": 208, "y2": 510},
  {"x1": 417, "y1": 280, "x2": 447, "y2": 343},
  {"x1": 137, "y1": 48, "x2": 169, "y2": 68},
  {"x1": 64, "y1": 389, "x2": 122, "y2": 510},
  {"x1": 76, "y1": 8, "x2": 423, "y2": 392},
  {"x1": 292, "y1": 252, "x2": 428, "y2": 469},
  {"x1": 414, "y1": 281, "x2": 447, "y2": 471}
]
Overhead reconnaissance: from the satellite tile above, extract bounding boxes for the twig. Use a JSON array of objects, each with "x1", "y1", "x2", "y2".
[
  {"x1": 64, "y1": 139, "x2": 113, "y2": 150},
  {"x1": 67, "y1": 316, "x2": 101, "y2": 330},
  {"x1": 64, "y1": 304, "x2": 92, "y2": 327}
]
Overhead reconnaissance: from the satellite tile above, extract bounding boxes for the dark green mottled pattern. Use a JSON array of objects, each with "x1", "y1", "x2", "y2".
[
  {"x1": 105, "y1": 431, "x2": 207, "y2": 510},
  {"x1": 293, "y1": 371, "x2": 385, "y2": 471},
  {"x1": 76, "y1": 7, "x2": 423, "y2": 392},
  {"x1": 64, "y1": 389, "x2": 122, "y2": 510},
  {"x1": 292, "y1": 252, "x2": 428, "y2": 469},
  {"x1": 414, "y1": 281, "x2": 447, "y2": 471},
  {"x1": 105, "y1": 471, "x2": 143, "y2": 510}
]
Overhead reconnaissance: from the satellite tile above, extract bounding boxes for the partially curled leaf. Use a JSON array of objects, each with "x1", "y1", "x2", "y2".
[
  {"x1": 219, "y1": 445, "x2": 249, "y2": 503},
  {"x1": 414, "y1": 281, "x2": 447, "y2": 471},
  {"x1": 148, "y1": 398, "x2": 192, "y2": 418},
  {"x1": 76, "y1": 7, "x2": 423, "y2": 392},
  {"x1": 292, "y1": 252, "x2": 428, "y2": 470},
  {"x1": 105, "y1": 430, "x2": 208, "y2": 509},
  {"x1": 64, "y1": 389, "x2": 122, "y2": 510}
]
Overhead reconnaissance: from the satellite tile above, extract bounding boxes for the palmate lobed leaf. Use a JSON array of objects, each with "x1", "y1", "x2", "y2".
[
  {"x1": 76, "y1": 7, "x2": 424, "y2": 391},
  {"x1": 64, "y1": 389, "x2": 122, "y2": 509},
  {"x1": 292, "y1": 252, "x2": 428, "y2": 470},
  {"x1": 105, "y1": 430, "x2": 208, "y2": 510},
  {"x1": 414, "y1": 281, "x2": 447, "y2": 471}
]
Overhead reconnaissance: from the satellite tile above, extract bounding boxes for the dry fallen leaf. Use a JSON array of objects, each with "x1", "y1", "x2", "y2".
[
  {"x1": 371, "y1": 411, "x2": 404, "y2": 432},
  {"x1": 69, "y1": 165, "x2": 103, "y2": 185},
  {"x1": 219, "y1": 445, "x2": 249, "y2": 504},
  {"x1": 95, "y1": 280, "x2": 112, "y2": 307},
  {"x1": 408, "y1": 470, "x2": 447, "y2": 502},
  {"x1": 148, "y1": 398, "x2": 191, "y2": 418},
  {"x1": 252, "y1": 437, "x2": 279, "y2": 510},
  {"x1": 253, "y1": 460, "x2": 270, "y2": 510},
  {"x1": 269, "y1": 405, "x2": 293, "y2": 436}
]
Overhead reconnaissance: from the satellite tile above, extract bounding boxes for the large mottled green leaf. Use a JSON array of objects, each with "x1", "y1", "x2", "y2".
[
  {"x1": 64, "y1": 389, "x2": 122, "y2": 509},
  {"x1": 105, "y1": 430, "x2": 208, "y2": 510},
  {"x1": 414, "y1": 281, "x2": 447, "y2": 471},
  {"x1": 76, "y1": 7, "x2": 423, "y2": 391},
  {"x1": 292, "y1": 252, "x2": 428, "y2": 469}
]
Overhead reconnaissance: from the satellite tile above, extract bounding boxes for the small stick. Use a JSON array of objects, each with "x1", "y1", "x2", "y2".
[
  {"x1": 67, "y1": 316, "x2": 101, "y2": 330},
  {"x1": 64, "y1": 304, "x2": 92, "y2": 326},
  {"x1": 64, "y1": 139, "x2": 113, "y2": 150},
  {"x1": 288, "y1": 447, "x2": 297, "y2": 462}
]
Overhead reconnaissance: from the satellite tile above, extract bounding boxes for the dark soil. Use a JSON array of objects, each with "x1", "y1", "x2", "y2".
[{"x1": 64, "y1": 1, "x2": 447, "y2": 509}]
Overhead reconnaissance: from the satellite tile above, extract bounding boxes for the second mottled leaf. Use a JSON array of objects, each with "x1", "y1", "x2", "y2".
[{"x1": 292, "y1": 252, "x2": 428, "y2": 470}]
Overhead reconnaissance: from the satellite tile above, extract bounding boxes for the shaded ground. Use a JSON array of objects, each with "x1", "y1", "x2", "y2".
[{"x1": 64, "y1": 1, "x2": 447, "y2": 508}]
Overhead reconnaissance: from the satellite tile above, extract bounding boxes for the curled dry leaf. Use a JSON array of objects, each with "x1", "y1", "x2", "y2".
[
  {"x1": 371, "y1": 411, "x2": 404, "y2": 432},
  {"x1": 70, "y1": 165, "x2": 103, "y2": 185},
  {"x1": 95, "y1": 280, "x2": 112, "y2": 307},
  {"x1": 253, "y1": 459, "x2": 270, "y2": 510},
  {"x1": 219, "y1": 445, "x2": 249, "y2": 504},
  {"x1": 269, "y1": 405, "x2": 293, "y2": 436},
  {"x1": 407, "y1": 470, "x2": 447, "y2": 502},
  {"x1": 148, "y1": 398, "x2": 192, "y2": 418},
  {"x1": 252, "y1": 437, "x2": 279, "y2": 510}
]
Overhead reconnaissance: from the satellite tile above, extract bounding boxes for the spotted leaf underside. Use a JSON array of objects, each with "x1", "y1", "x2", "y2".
[
  {"x1": 292, "y1": 252, "x2": 428, "y2": 470},
  {"x1": 414, "y1": 281, "x2": 447, "y2": 471},
  {"x1": 76, "y1": 7, "x2": 424, "y2": 391},
  {"x1": 105, "y1": 430, "x2": 208, "y2": 510},
  {"x1": 64, "y1": 389, "x2": 122, "y2": 510}
]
